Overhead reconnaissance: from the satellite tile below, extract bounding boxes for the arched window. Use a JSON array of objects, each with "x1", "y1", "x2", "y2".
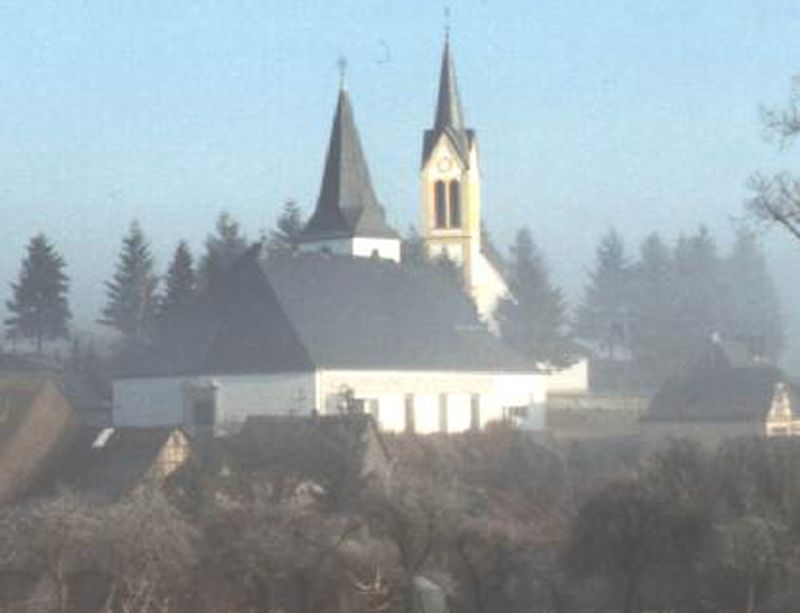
[
  {"x1": 434, "y1": 180, "x2": 447, "y2": 229},
  {"x1": 449, "y1": 180, "x2": 462, "y2": 228}
]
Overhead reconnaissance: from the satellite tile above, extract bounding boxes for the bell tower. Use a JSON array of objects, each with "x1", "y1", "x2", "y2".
[{"x1": 422, "y1": 36, "x2": 506, "y2": 325}]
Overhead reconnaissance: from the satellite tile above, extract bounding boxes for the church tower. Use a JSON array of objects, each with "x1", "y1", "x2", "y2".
[
  {"x1": 298, "y1": 77, "x2": 401, "y2": 261},
  {"x1": 421, "y1": 36, "x2": 507, "y2": 325}
]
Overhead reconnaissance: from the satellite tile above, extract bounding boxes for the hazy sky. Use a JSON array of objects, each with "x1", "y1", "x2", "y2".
[{"x1": 2, "y1": 0, "x2": 800, "y2": 371}]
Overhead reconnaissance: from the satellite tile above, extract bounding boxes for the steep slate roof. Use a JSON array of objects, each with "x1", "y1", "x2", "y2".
[
  {"x1": 299, "y1": 87, "x2": 398, "y2": 242},
  {"x1": 119, "y1": 246, "x2": 535, "y2": 378},
  {"x1": 422, "y1": 37, "x2": 474, "y2": 167},
  {"x1": 643, "y1": 365, "x2": 796, "y2": 423},
  {"x1": 28, "y1": 426, "x2": 180, "y2": 500}
]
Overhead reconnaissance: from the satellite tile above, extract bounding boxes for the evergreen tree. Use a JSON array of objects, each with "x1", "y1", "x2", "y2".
[
  {"x1": 5, "y1": 234, "x2": 71, "y2": 354},
  {"x1": 575, "y1": 229, "x2": 632, "y2": 357},
  {"x1": 200, "y1": 212, "x2": 249, "y2": 294},
  {"x1": 401, "y1": 226, "x2": 428, "y2": 268},
  {"x1": 266, "y1": 200, "x2": 304, "y2": 255},
  {"x1": 100, "y1": 221, "x2": 159, "y2": 341},
  {"x1": 723, "y1": 229, "x2": 784, "y2": 359},
  {"x1": 629, "y1": 233, "x2": 680, "y2": 377},
  {"x1": 496, "y1": 228, "x2": 573, "y2": 367},
  {"x1": 671, "y1": 226, "x2": 727, "y2": 365},
  {"x1": 160, "y1": 241, "x2": 198, "y2": 321}
]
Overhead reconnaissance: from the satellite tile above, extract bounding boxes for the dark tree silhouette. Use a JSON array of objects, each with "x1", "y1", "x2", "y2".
[
  {"x1": 100, "y1": 221, "x2": 159, "y2": 341},
  {"x1": 160, "y1": 240, "x2": 198, "y2": 321},
  {"x1": 5, "y1": 234, "x2": 71, "y2": 354}
]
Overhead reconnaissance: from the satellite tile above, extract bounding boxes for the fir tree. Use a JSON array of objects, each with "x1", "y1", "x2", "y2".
[
  {"x1": 672, "y1": 226, "x2": 726, "y2": 364},
  {"x1": 5, "y1": 234, "x2": 71, "y2": 354},
  {"x1": 266, "y1": 200, "x2": 304, "y2": 255},
  {"x1": 629, "y1": 233, "x2": 680, "y2": 377},
  {"x1": 100, "y1": 221, "x2": 159, "y2": 341},
  {"x1": 160, "y1": 240, "x2": 198, "y2": 321},
  {"x1": 723, "y1": 228, "x2": 784, "y2": 359},
  {"x1": 200, "y1": 212, "x2": 248, "y2": 294},
  {"x1": 496, "y1": 228, "x2": 572, "y2": 367},
  {"x1": 401, "y1": 226, "x2": 428, "y2": 268},
  {"x1": 575, "y1": 229, "x2": 632, "y2": 357}
]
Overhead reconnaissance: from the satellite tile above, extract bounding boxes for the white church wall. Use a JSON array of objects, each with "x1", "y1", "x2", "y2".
[
  {"x1": 113, "y1": 377, "x2": 188, "y2": 427},
  {"x1": 214, "y1": 373, "x2": 317, "y2": 427},
  {"x1": 317, "y1": 369, "x2": 545, "y2": 433},
  {"x1": 298, "y1": 237, "x2": 400, "y2": 262},
  {"x1": 546, "y1": 358, "x2": 590, "y2": 394},
  {"x1": 472, "y1": 252, "x2": 508, "y2": 332},
  {"x1": 113, "y1": 372, "x2": 316, "y2": 430},
  {"x1": 447, "y1": 393, "x2": 472, "y2": 433},
  {"x1": 352, "y1": 237, "x2": 401, "y2": 262}
]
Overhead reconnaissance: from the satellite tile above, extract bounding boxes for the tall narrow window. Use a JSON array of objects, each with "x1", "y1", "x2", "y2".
[
  {"x1": 438, "y1": 394, "x2": 448, "y2": 433},
  {"x1": 449, "y1": 180, "x2": 462, "y2": 228},
  {"x1": 434, "y1": 181, "x2": 447, "y2": 229},
  {"x1": 404, "y1": 394, "x2": 416, "y2": 434},
  {"x1": 470, "y1": 394, "x2": 481, "y2": 431}
]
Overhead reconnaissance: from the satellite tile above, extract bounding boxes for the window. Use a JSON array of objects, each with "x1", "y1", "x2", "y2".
[
  {"x1": 438, "y1": 394, "x2": 448, "y2": 433},
  {"x1": 404, "y1": 394, "x2": 416, "y2": 434},
  {"x1": 449, "y1": 180, "x2": 461, "y2": 228},
  {"x1": 470, "y1": 394, "x2": 481, "y2": 430},
  {"x1": 434, "y1": 181, "x2": 447, "y2": 228}
]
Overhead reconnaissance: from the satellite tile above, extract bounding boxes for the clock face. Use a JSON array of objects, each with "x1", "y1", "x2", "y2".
[{"x1": 437, "y1": 157, "x2": 453, "y2": 172}]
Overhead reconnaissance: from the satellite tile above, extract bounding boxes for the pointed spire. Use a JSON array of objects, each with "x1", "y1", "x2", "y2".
[
  {"x1": 299, "y1": 83, "x2": 398, "y2": 242},
  {"x1": 434, "y1": 36, "x2": 466, "y2": 132},
  {"x1": 422, "y1": 34, "x2": 472, "y2": 167}
]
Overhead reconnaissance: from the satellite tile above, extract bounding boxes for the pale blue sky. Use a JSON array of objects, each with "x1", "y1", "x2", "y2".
[{"x1": 2, "y1": 1, "x2": 800, "y2": 370}]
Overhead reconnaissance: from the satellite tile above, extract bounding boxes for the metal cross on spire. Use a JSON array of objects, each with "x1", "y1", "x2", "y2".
[
  {"x1": 444, "y1": 6, "x2": 451, "y2": 39},
  {"x1": 337, "y1": 56, "x2": 348, "y2": 90}
]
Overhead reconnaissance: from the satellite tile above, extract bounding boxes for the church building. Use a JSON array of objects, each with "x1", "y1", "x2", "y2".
[{"x1": 111, "y1": 37, "x2": 545, "y2": 434}]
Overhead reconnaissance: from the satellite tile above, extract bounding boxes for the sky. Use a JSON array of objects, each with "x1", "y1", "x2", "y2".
[{"x1": 2, "y1": 0, "x2": 800, "y2": 371}]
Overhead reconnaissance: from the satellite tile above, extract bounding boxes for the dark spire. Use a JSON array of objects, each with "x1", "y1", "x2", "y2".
[
  {"x1": 422, "y1": 36, "x2": 472, "y2": 166},
  {"x1": 300, "y1": 84, "x2": 398, "y2": 242},
  {"x1": 434, "y1": 36, "x2": 465, "y2": 132}
]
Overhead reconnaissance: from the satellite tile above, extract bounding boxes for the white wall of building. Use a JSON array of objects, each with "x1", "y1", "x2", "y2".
[
  {"x1": 114, "y1": 368, "x2": 546, "y2": 434},
  {"x1": 298, "y1": 237, "x2": 401, "y2": 262},
  {"x1": 545, "y1": 358, "x2": 590, "y2": 395},
  {"x1": 472, "y1": 252, "x2": 508, "y2": 332}
]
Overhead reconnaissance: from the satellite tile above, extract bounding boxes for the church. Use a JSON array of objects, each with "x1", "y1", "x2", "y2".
[{"x1": 112, "y1": 37, "x2": 547, "y2": 434}]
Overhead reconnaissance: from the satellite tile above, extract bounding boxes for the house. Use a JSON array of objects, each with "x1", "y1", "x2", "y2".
[
  {"x1": 641, "y1": 339, "x2": 800, "y2": 450},
  {"x1": 28, "y1": 426, "x2": 191, "y2": 501},
  {"x1": 0, "y1": 375, "x2": 76, "y2": 504},
  {"x1": 112, "y1": 37, "x2": 546, "y2": 435}
]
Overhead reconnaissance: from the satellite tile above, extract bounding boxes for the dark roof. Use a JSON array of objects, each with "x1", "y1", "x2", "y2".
[
  {"x1": 644, "y1": 365, "x2": 794, "y2": 423},
  {"x1": 299, "y1": 87, "x2": 398, "y2": 242},
  {"x1": 29, "y1": 426, "x2": 179, "y2": 500},
  {"x1": 422, "y1": 38, "x2": 473, "y2": 166},
  {"x1": 119, "y1": 246, "x2": 536, "y2": 378},
  {"x1": 480, "y1": 226, "x2": 507, "y2": 278}
]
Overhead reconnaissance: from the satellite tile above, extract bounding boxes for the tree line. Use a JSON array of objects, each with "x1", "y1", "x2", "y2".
[{"x1": 4, "y1": 201, "x2": 784, "y2": 392}]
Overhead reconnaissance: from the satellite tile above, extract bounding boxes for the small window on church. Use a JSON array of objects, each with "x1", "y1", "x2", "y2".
[
  {"x1": 449, "y1": 180, "x2": 461, "y2": 228},
  {"x1": 434, "y1": 181, "x2": 447, "y2": 229}
]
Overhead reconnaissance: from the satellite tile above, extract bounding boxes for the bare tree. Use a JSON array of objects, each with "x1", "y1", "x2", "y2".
[{"x1": 749, "y1": 77, "x2": 800, "y2": 241}]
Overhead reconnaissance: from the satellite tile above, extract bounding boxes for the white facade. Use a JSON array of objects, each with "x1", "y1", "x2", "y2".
[
  {"x1": 298, "y1": 237, "x2": 401, "y2": 262},
  {"x1": 545, "y1": 358, "x2": 590, "y2": 395},
  {"x1": 113, "y1": 368, "x2": 546, "y2": 434}
]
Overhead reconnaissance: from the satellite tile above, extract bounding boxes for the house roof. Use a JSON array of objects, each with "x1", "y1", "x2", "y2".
[
  {"x1": 119, "y1": 246, "x2": 536, "y2": 379},
  {"x1": 28, "y1": 426, "x2": 180, "y2": 500},
  {"x1": 643, "y1": 365, "x2": 796, "y2": 423},
  {"x1": 299, "y1": 87, "x2": 398, "y2": 242}
]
